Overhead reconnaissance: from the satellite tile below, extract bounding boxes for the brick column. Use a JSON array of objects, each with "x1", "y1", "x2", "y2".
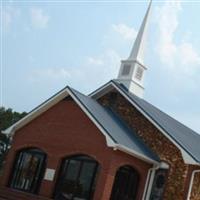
[
  {"x1": 39, "y1": 155, "x2": 60, "y2": 198},
  {"x1": 99, "y1": 170, "x2": 115, "y2": 200},
  {"x1": 0, "y1": 148, "x2": 16, "y2": 187}
]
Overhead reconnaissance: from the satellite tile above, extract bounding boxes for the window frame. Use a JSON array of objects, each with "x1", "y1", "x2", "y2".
[
  {"x1": 149, "y1": 169, "x2": 168, "y2": 200},
  {"x1": 54, "y1": 155, "x2": 99, "y2": 200},
  {"x1": 8, "y1": 148, "x2": 46, "y2": 194},
  {"x1": 110, "y1": 165, "x2": 140, "y2": 200}
]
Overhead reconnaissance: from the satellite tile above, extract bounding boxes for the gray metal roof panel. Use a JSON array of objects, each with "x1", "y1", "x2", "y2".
[
  {"x1": 112, "y1": 80, "x2": 200, "y2": 163},
  {"x1": 69, "y1": 87, "x2": 159, "y2": 162}
]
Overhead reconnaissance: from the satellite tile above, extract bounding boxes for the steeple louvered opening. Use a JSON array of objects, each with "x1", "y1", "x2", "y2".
[{"x1": 117, "y1": 0, "x2": 152, "y2": 98}]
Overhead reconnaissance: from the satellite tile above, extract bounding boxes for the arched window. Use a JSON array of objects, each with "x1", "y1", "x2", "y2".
[
  {"x1": 54, "y1": 155, "x2": 99, "y2": 200},
  {"x1": 9, "y1": 148, "x2": 46, "y2": 194},
  {"x1": 110, "y1": 165, "x2": 140, "y2": 200},
  {"x1": 150, "y1": 169, "x2": 168, "y2": 200}
]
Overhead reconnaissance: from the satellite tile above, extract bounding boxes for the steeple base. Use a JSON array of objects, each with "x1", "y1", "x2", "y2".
[{"x1": 118, "y1": 79, "x2": 144, "y2": 98}]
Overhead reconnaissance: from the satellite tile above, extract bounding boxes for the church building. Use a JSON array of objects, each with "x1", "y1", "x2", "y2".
[{"x1": 1, "y1": 1, "x2": 200, "y2": 200}]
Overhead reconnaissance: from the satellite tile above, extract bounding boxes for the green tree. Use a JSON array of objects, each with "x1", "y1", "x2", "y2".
[{"x1": 0, "y1": 107, "x2": 27, "y2": 170}]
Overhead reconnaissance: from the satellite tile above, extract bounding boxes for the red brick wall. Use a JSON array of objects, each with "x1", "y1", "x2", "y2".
[
  {"x1": 98, "y1": 90, "x2": 199, "y2": 200},
  {"x1": 1, "y1": 97, "x2": 151, "y2": 200}
]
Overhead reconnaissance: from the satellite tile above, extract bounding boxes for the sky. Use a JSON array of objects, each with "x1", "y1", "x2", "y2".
[{"x1": 1, "y1": 0, "x2": 200, "y2": 133}]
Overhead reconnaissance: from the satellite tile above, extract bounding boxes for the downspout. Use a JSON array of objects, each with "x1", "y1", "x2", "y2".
[
  {"x1": 187, "y1": 169, "x2": 200, "y2": 200},
  {"x1": 142, "y1": 164, "x2": 159, "y2": 200}
]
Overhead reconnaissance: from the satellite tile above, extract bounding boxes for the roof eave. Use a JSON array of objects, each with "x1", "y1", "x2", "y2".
[
  {"x1": 114, "y1": 144, "x2": 159, "y2": 165},
  {"x1": 2, "y1": 88, "x2": 69, "y2": 136}
]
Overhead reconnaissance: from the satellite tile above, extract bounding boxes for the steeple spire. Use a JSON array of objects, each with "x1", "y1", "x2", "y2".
[
  {"x1": 117, "y1": 0, "x2": 152, "y2": 98},
  {"x1": 128, "y1": 0, "x2": 152, "y2": 63}
]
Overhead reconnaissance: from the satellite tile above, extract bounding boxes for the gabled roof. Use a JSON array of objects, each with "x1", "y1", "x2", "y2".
[
  {"x1": 90, "y1": 80, "x2": 200, "y2": 164},
  {"x1": 70, "y1": 87, "x2": 159, "y2": 163},
  {"x1": 3, "y1": 86, "x2": 159, "y2": 164}
]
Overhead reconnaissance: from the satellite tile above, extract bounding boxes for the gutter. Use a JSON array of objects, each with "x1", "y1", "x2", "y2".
[
  {"x1": 142, "y1": 164, "x2": 159, "y2": 200},
  {"x1": 187, "y1": 169, "x2": 200, "y2": 200},
  {"x1": 142, "y1": 162, "x2": 169, "y2": 200}
]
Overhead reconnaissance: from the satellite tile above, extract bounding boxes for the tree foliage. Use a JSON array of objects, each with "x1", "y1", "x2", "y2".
[{"x1": 0, "y1": 107, "x2": 27, "y2": 170}]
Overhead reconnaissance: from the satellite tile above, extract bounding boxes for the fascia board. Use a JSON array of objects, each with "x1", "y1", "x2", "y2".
[
  {"x1": 66, "y1": 88, "x2": 116, "y2": 147},
  {"x1": 2, "y1": 88, "x2": 69, "y2": 135}
]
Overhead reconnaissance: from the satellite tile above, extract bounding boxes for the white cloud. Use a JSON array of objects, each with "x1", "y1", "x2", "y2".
[
  {"x1": 30, "y1": 7, "x2": 49, "y2": 29},
  {"x1": 27, "y1": 19, "x2": 139, "y2": 93},
  {"x1": 2, "y1": 6, "x2": 20, "y2": 31},
  {"x1": 178, "y1": 43, "x2": 200, "y2": 66},
  {"x1": 28, "y1": 49, "x2": 121, "y2": 93},
  {"x1": 30, "y1": 67, "x2": 71, "y2": 82},
  {"x1": 28, "y1": 19, "x2": 129, "y2": 92},
  {"x1": 87, "y1": 57, "x2": 104, "y2": 66},
  {"x1": 155, "y1": 1, "x2": 200, "y2": 73},
  {"x1": 2, "y1": 10, "x2": 12, "y2": 31},
  {"x1": 112, "y1": 23, "x2": 137, "y2": 41},
  {"x1": 85, "y1": 49, "x2": 120, "y2": 81}
]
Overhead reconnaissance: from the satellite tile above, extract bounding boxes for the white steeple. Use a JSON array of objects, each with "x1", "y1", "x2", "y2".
[{"x1": 117, "y1": 0, "x2": 152, "y2": 98}]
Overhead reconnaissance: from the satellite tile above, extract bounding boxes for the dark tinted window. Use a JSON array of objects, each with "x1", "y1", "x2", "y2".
[
  {"x1": 110, "y1": 165, "x2": 140, "y2": 200},
  {"x1": 150, "y1": 169, "x2": 168, "y2": 200},
  {"x1": 54, "y1": 155, "x2": 99, "y2": 200},
  {"x1": 9, "y1": 148, "x2": 46, "y2": 194},
  {"x1": 121, "y1": 64, "x2": 131, "y2": 76}
]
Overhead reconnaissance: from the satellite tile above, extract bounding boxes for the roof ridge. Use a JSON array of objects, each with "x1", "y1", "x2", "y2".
[{"x1": 113, "y1": 79, "x2": 200, "y2": 136}]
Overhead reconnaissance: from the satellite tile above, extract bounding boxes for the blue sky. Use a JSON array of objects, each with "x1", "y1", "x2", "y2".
[{"x1": 1, "y1": 0, "x2": 200, "y2": 133}]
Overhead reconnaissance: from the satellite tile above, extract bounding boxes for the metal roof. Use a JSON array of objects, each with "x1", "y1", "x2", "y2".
[
  {"x1": 112, "y1": 80, "x2": 200, "y2": 163},
  {"x1": 69, "y1": 87, "x2": 160, "y2": 162}
]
